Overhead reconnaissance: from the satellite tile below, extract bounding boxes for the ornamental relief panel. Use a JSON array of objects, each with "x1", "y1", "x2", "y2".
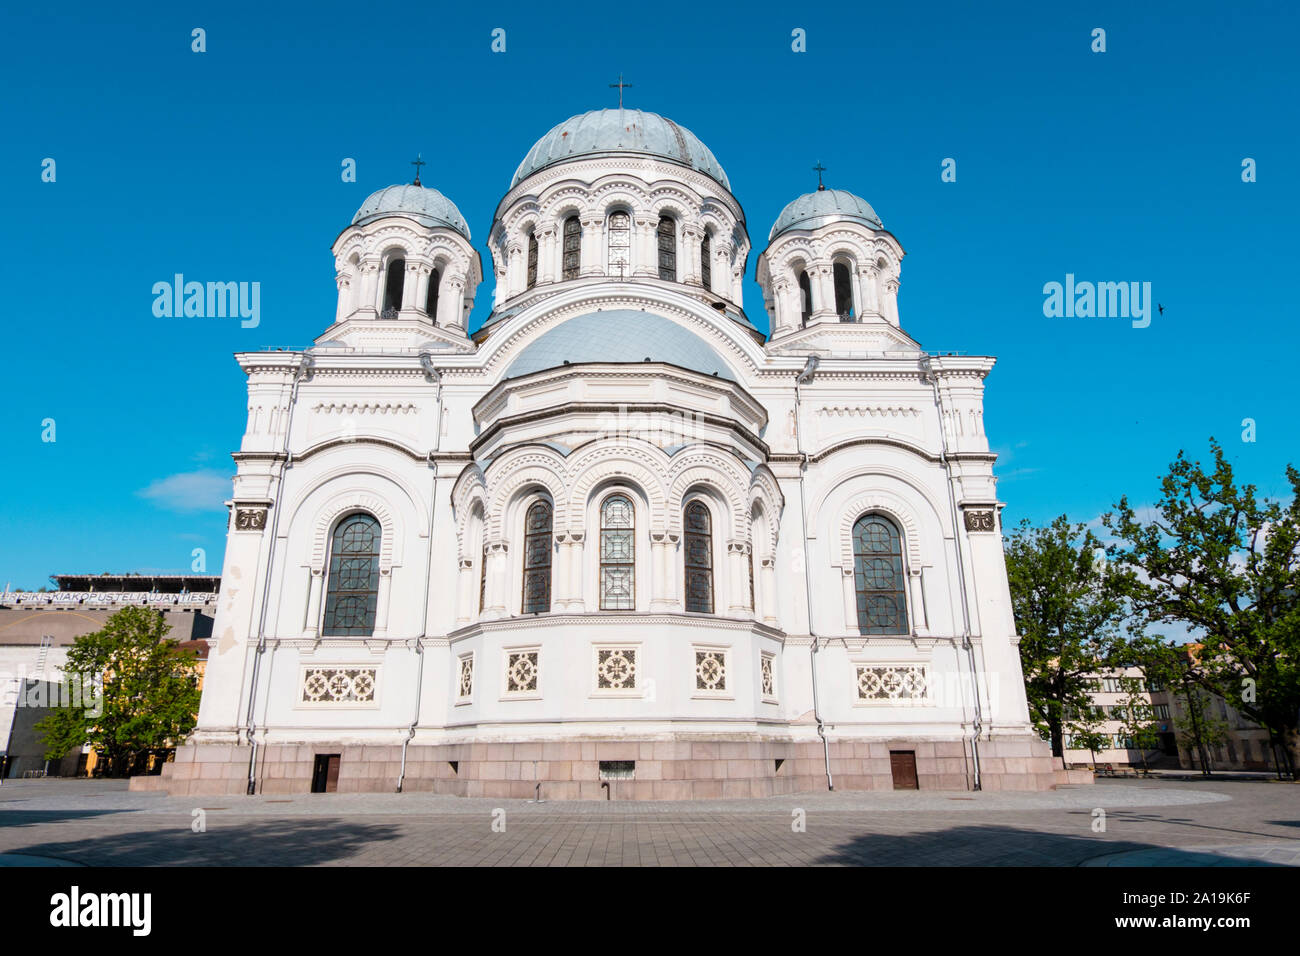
[
  {"x1": 593, "y1": 646, "x2": 639, "y2": 694},
  {"x1": 963, "y1": 510, "x2": 997, "y2": 533},
  {"x1": 854, "y1": 665, "x2": 929, "y2": 706},
  {"x1": 299, "y1": 667, "x2": 378, "y2": 707},
  {"x1": 233, "y1": 507, "x2": 268, "y2": 531}
]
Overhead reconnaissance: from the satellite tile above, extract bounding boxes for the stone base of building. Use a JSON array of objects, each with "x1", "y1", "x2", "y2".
[{"x1": 133, "y1": 734, "x2": 1075, "y2": 798}]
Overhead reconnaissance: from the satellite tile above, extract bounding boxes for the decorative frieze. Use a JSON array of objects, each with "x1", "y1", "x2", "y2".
[
  {"x1": 854, "y1": 664, "x2": 928, "y2": 705},
  {"x1": 300, "y1": 667, "x2": 378, "y2": 706},
  {"x1": 694, "y1": 648, "x2": 728, "y2": 694},
  {"x1": 457, "y1": 653, "x2": 474, "y2": 701}
]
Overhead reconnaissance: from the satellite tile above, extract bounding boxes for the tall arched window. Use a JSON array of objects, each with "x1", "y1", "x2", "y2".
[
  {"x1": 322, "y1": 513, "x2": 381, "y2": 636},
  {"x1": 834, "y1": 261, "x2": 853, "y2": 318},
  {"x1": 522, "y1": 500, "x2": 553, "y2": 613},
  {"x1": 700, "y1": 233, "x2": 712, "y2": 290},
  {"x1": 657, "y1": 215, "x2": 676, "y2": 280},
  {"x1": 683, "y1": 501, "x2": 713, "y2": 613},
  {"x1": 425, "y1": 267, "x2": 440, "y2": 318},
  {"x1": 607, "y1": 210, "x2": 631, "y2": 277},
  {"x1": 562, "y1": 216, "x2": 581, "y2": 280},
  {"x1": 852, "y1": 514, "x2": 909, "y2": 635},
  {"x1": 526, "y1": 231, "x2": 538, "y2": 288},
  {"x1": 599, "y1": 493, "x2": 635, "y2": 610},
  {"x1": 797, "y1": 269, "x2": 812, "y2": 325},
  {"x1": 382, "y1": 258, "x2": 405, "y2": 316}
]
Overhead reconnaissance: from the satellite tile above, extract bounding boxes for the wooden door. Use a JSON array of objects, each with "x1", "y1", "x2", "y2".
[
  {"x1": 890, "y1": 750, "x2": 919, "y2": 790},
  {"x1": 312, "y1": 754, "x2": 341, "y2": 793}
]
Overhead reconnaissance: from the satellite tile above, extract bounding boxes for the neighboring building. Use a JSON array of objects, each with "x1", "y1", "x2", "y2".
[
  {"x1": 161, "y1": 107, "x2": 1062, "y2": 799},
  {"x1": 0, "y1": 575, "x2": 217, "y2": 777},
  {"x1": 1156, "y1": 646, "x2": 1299, "y2": 773},
  {"x1": 1061, "y1": 666, "x2": 1177, "y2": 770}
]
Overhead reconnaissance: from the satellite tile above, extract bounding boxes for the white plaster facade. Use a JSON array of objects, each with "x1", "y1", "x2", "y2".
[{"x1": 170, "y1": 109, "x2": 1056, "y2": 798}]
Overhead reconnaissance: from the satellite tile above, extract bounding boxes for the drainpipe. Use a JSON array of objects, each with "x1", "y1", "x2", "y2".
[
  {"x1": 919, "y1": 356, "x2": 982, "y2": 790},
  {"x1": 793, "y1": 354, "x2": 832, "y2": 791},
  {"x1": 245, "y1": 351, "x2": 314, "y2": 796},
  {"x1": 398, "y1": 354, "x2": 441, "y2": 792}
]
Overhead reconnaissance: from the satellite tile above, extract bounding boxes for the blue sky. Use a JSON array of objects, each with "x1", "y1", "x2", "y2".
[{"x1": 1, "y1": 1, "x2": 1296, "y2": 589}]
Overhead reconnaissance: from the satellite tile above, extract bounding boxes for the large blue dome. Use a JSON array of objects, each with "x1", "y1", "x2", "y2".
[
  {"x1": 353, "y1": 184, "x2": 471, "y2": 239},
  {"x1": 511, "y1": 110, "x2": 730, "y2": 190},
  {"x1": 769, "y1": 188, "x2": 882, "y2": 241},
  {"x1": 505, "y1": 310, "x2": 732, "y2": 380}
]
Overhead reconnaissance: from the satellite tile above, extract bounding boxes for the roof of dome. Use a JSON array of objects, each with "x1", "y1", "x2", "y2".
[
  {"x1": 352, "y1": 184, "x2": 471, "y2": 238},
  {"x1": 505, "y1": 310, "x2": 732, "y2": 380},
  {"x1": 768, "y1": 188, "x2": 882, "y2": 241},
  {"x1": 511, "y1": 110, "x2": 730, "y2": 190}
]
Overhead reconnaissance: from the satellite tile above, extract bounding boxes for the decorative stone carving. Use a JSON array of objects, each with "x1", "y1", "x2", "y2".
[
  {"x1": 595, "y1": 647, "x2": 638, "y2": 691},
  {"x1": 694, "y1": 649, "x2": 727, "y2": 692},
  {"x1": 964, "y1": 510, "x2": 996, "y2": 532},
  {"x1": 854, "y1": 665, "x2": 927, "y2": 703},
  {"x1": 301, "y1": 667, "x2": 377, "y2": 704},
  {"x1": 234, "y1": 507, "x2": 268, "y2": 531},
  {"x1": 505, "y1": 650, "x2": 539, "y2": 694}
]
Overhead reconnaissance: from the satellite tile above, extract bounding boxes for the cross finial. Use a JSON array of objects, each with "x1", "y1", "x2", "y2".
[
  {"x1": 610, "y1": 73, "x2": 633, "y2": 110},
  {"x1": 813, "y1": 161, "x2": 827, "y2": 191},
  {"x1": 410, "y1": 153, "x2": 426, "y2": 186}
]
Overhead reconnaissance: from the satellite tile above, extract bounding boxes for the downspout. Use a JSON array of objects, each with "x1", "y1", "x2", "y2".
[
  {"x1": 245, "y1": 351, "x2": 314, "y2": 796},
  {"x1": 919, "y1": 356, "x2": 982, "y2": 790},
  {"x1": 398, "y1": 354, "x2": 441, "y2": 792},
  {"x1": 794, "y1": 354, "x2": 832, "y2": 790}
]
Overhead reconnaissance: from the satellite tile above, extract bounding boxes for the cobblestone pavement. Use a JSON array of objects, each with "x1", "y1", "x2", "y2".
[{"x1": 0, "y1": 778, "x2": 1295, "y2": 866}]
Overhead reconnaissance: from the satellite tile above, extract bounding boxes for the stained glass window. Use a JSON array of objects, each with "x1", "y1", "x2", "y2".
[
  {"x1": 600, "y1": 494, "x2": 635, "y2": 610},
  {"x1": 701, "y1": 233, "x2": 712, "y2": 289},
  {"x1": 526, "y1": 232, "x2": 538, "y2": 288},
  {"x1": 562, "y1": 216, "x2": 581, "y2": 280},
  {"x1": 657, "y1": 216, "x2": 676, "y2": 281},
  {"x1": 322, "y1": 513, "x2": 381, "y2": 636},
  {"x1": 834, "y1": 261, "x2": 853, "y2": 318},
  {"x1": 608, "y1": 211, "x2": 631, "y2": 277},
  {"x1": 684, "y1": 501, "x2": 713, "y2": 613},
  {"x1": 425, "y1": 267, "x2": 440, "y2": 318},
  {"x1": 853, "y1": 514, "x2": 909, "y2": 635},
  {"x1": 382, "y1": 258, "x2": 405, "y2": 316},
  {"x1": 798, "y1": 269, "x2": 812, "y2": 324},
  {"x1": 522, "y1": 500, "x2": 553, "y2": 613}
]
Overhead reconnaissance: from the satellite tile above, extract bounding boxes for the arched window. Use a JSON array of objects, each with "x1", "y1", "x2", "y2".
[
  {"x1": 834, "y1": 261, "x2": 853, "y2": 318},
  {"x1": 797, "y1": 269, "x2": 812, "y2": 324},
  {"x1": 607, "y1": 210, "x2": 631, "y2": 277},
  {"x1": 382, "y1": 258, "x2": 405, "y2": 316},
  {"x1": 683, "y1": 501, "x2": 713, "y2": 613},
  {"x1": 852, "y1": 514, "x2": 909, "y2": 635},
  {"x1": 526, "y1": 231, "x2": 538, "y2": 288},
  {"x1": 562, "y1": 215, "x2": 581, "y2": 280},
  {"x1": 657, "y1": 215, "x2": 676, "y2": 280},
  {"x1": 700, "y1": 233, "x2": 712, "y2": 290},
  {"x1": 599, "y1": 493, "x2": 635, "y2": 610},
  {"x1": 425, "y1": 266, "x2": 440, "y2": 318},
  {"x1": 522, "y1": 500, "x2": 553, "y2": 613},
  {"x1": 322, "y1": 513, "x2": 381, "y2": 636}
]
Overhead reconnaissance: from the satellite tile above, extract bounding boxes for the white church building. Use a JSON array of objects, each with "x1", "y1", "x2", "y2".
[{"x1": 148, "y1": 108, "x2": 1061, "y2": 798}]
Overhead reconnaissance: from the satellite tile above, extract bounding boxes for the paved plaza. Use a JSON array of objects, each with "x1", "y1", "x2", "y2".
[{"x1": 0, "y1": 777, "x2": 1296, "y2": 866}]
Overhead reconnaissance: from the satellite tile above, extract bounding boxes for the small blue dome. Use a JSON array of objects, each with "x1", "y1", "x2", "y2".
[
  {"x1": 506, "y1": 310, "x2": 732, "y2": 380},
  {"x1": 769, "y1": 188, "x2": 882, "y2": 241},
  {"x1": 512, "y1": 110, "x2": 730, "y2": 190},
  {"x1": 353, "y1": 184, "x2": 471, "y2": 239}
]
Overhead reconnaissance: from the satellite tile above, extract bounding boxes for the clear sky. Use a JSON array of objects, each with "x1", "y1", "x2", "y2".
[{"x1": 1, "y1": 1, "x2": 1296, "y2": 589}]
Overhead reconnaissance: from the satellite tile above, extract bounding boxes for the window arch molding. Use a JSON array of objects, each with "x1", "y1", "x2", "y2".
[
  {"x1": 309, "y1": 493, "x2": 398, "y2": 573},
  {"x1": 836, "y1": 495, "x2": 923, "y2": 572}
]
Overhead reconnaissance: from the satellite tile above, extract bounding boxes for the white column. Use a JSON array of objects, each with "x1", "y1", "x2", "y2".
[
  {"x1": 726, "y1": 540, "x2": 750, "y2": 615},
  {"x1": 567, "y1": 533, "x2": 586, "y2": 611},
  {"x1": 373, "y1": 568, "x2": 392, "y2": 638},
  {"x1": 759, "y1": 557, "x2": 778, "y2": 625},
  {"x1": 399, "y1": 260, "x2": 421, "y2": 314},
  {"x1": 882, "y1": 277, "x2": 901, "y2": 326},
  {"x1": 506, "y1": 240, "x2": 524, "y2": 297},
  {"x1": 302, "y1": 568, "x2": 324, "y2": 637},
  {"x1": 552, "y1": 533, "x2": 571, "y2": 608},
  {"x1": 334, "y1": 274, "x2": 351, "y2": 323},
  {"x1": 909, "y1": 569, "x2": 929, "y2": 634},
  {"x1": 580, "y1": 215, "x2": 603, "y2": 276},
  {"x1": 713, "y1": 242, "x2": 733, "y2": 297},
  {"x1": 810, "y1": 262, "x2": 836, "y2": 321},
  {"x1": 650, "y1": 532, "x2": 677, "y2": 610},
  {"x1": 456, "y1": 557, "x2": 475, "y2": 624},
  {"x1": 538, "y1": 225, "x2": 557, "y2": 284},
  {"x1": 439, "y1": 275, "x2": 465, "y2": 331},
  {"x1": 634, "y1": 215, "x2": 657, "y2": 277},
  {"x1": 357, "y1": 258, "x2": 380, "y2": 316},
  {"x1": 482, "y1": 540, "x2": 509, "y2": 619},
  {"x1": 680, "y1": 225, "x2": 701, "y2": 284},
  {"x1": 859, "y1": 266, "x2": 881, "y2": 317}
]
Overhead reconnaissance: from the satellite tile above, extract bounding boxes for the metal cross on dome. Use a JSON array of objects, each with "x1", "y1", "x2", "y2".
[
  {"x1": 410, "y1": 153, "x2": 426, "y2": 186},
  {"x1": 813, "y1": 161, "x2": 827, "y2": 191},
  {"x1": 610, "y1": 74, "x2": 633, "y2": 110}
]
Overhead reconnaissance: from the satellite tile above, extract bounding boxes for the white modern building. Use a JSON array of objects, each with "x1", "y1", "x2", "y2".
[{"x1": 152, "y1": 108, "x2": 1061, "y2": 797}]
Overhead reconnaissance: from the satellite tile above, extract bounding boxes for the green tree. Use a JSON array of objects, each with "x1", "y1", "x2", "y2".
[
  {"x1": 1103, "y1": 439, "x2": 1300, "y2": 779},
  {"x1": 36, "y1": 606, "x2": 202, "y2": 777},
  {"x1": 1005, "y1": 516, "x2": 1134, "y2": 758},
  {"x1": 1067, "y1": 706, "x2": 1110, "y2": 772}
]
